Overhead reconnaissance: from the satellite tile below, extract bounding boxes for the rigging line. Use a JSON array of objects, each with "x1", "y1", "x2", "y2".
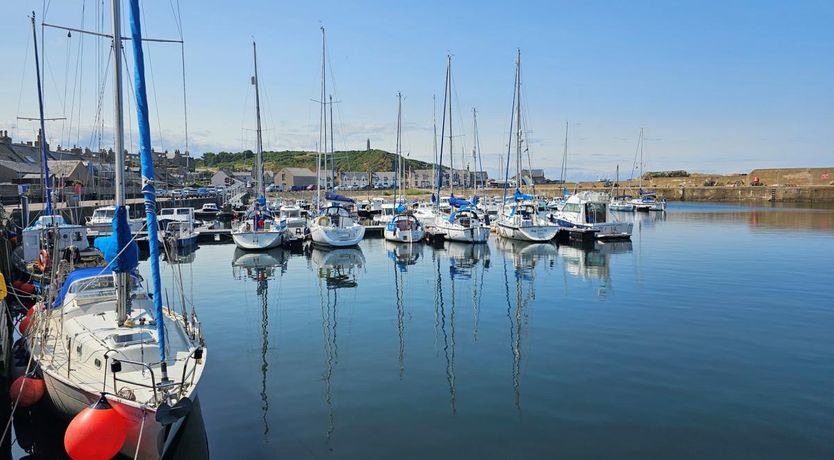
[
  {"x1": 140, "y1": 5, "x2": 165, "y2": 152},
  {"x1": 86, "y1": 40, "x2": 112, "y2": 151},
  {"x1": 14, "y1": 32, "x2": 32, "y2": 141}
]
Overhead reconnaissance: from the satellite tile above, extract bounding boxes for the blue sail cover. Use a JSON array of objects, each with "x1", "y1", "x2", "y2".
[
  {"x1": 52, "y1": 266, "x2": 113, "y2": 308},
  {"x1": 255, "y1": 195, "x2": 267, "y2": 206},
  {"x1": 325, "y1": 191, "x2": 355, "y2": 204},
  {"x1": 129, "y1": 0, "x2": 166, "y2": 364},
  {"x1": 394, "y1": 203, "x2": 407, "y2": 214},
  {"x1": 513, "y1": 189, "x2": 534, "y2": 201},
  {"x1": 93, "y1": 206, "x2": 138, "y2": 272},
  {"x1": 449, "y1": 194, "x2": 470, "y2": 208}
]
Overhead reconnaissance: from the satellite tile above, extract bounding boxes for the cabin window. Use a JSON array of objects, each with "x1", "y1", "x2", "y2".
[
  {"x1": 585, "y1": 203, "x2": 607, "y2": 224},
  {"x1": 177, "y1": 209, "x2": 190, "y2": 215},
  {"x1": 562, "y1": 203, "x2": 581, "y2": 213},
  {"x1": 94, "y1": 358, "x2": 102, "y2": 369}
]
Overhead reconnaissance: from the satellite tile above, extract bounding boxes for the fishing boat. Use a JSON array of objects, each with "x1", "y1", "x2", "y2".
[
  {"x1": 86, "y1": 205, "x2": 145, "y2": 237},
  {"x1": 25, "y1": 4, "x2": 206, "y2": 458},
  {"x1": 231, "y1": 42, "x2": 285, "y2": 250},
  {"x1": 495, "y1": 50, "x2": 558, "y2": 243},
  {"x1": 384, "y1": 92, "x2": 425, "y2": 243},
  {"x1": 550, "y1": 191, "x2": 633, "y2": 239}
]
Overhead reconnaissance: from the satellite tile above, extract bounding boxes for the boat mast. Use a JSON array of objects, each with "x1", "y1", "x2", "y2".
[
  {"x1": 329, "y1": 94, "x2": 334, "y2": 193},
  {"x1": 30, "y1": 13, "x2": 52, "y2": 217},
  {"x1": 396, "y1": 92, "x2": 402, "y2": 204},
  {"x1": 253, "y1": 41, "x2": 264, "y2": 198},
  {"x1": 639, "y1": 127, "x2": 644, "y2": 191},
  {"x1": 432, "y1": 94, "x2": 437, "y2": 194},
  {"x1": 501, "y1": 50, "x2": 519, "y2": 209},
  {"x1": 435, "y1": 56, "x2": 451, "y2": 210},
  {"x1": 472, "y1": 108, "x2": 477, "y2": 191},
  {"x1": 317, "y1": 26, "x2": 326, "y2": 209},
  {"x1": 447, "y1": 56, "x2": 454, "y2": 197},
  {"x1": 561, "y1": 121, "x2": 568, "y2": 188},
  {"x1": 111, "y1": 0, "x2": 129, "y2": 323},
  {"x1": 515, "y1": 49, "x2": 522, "y2": 193}
]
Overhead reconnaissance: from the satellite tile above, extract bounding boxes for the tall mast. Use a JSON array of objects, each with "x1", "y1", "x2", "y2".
[
  {"x1": 435, "y1": 56, "x2": 451, "y2": 209},
  {"x1": 329, "y1": 94, "x2": 334, "y2": 193},
  {"x1": 447, "y1": 55, "x2": 454, "y2": 197},
  {"x1": 432, "y1": 94, "x2": 437, "y2": 193},
  {"x1": 30, "y1": 13, "x2": 52, "y2": 216},
  {"x1": 253, "y1": 41, "x2": 264, "y2": 198},
  {"x1": 111, "y1": 0, "x2": 129, "y2": 324},
  {"x1": 561, "y1": 121, "x2": 569, "y2": 186},
  {"x1": 317, "y1": 26, "x2": 326, "y2": 208},
  {"x1": 515, "y1": 49, "x2": 522, "y2": 191},
  {"x1": 396, "y1": 92, "x2": 402, "y2": 203},
  {"x1": 639, "y1": 127, "x2": 644, "y2": 190}
]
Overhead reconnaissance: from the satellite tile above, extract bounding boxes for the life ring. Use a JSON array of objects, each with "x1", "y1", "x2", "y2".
[
  {"x1": 37, "y1": 250, "x2": 49, "y2": 273},
  {"x1": 317, "y1": 216, "x2": 331, "y2": 226}
]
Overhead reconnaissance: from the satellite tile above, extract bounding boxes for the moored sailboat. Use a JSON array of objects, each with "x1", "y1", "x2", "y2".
[{"x1": 26, "y1": 4, "x2": 206, "y2": 458}]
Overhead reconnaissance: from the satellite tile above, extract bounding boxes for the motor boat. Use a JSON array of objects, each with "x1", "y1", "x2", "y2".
[
  {"x1": 195, "y1": 202, "x2": 220, "y2": 219},
  {"x1": 21, "y1": 215, "x2": 91, "y2": 266},
  {"x1": 549, "y1": 191, "x2": 633, "y2": 239},
  {"x1": 86, "y1": 205, "x2": 144, "y2": 237},
  {"x1": 278, "y1": 203, "x2": 308, "y2": 245},
  {"x1": 631, "y1": 191, "x2": 667, "y2": 212}
]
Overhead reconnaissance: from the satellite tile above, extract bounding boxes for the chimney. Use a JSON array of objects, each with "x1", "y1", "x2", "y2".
[{"x1": 0, "y1": 130, "x2": 10, "y2": 144}]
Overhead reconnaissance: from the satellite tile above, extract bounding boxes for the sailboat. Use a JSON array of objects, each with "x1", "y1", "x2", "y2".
[
  {"x1": 27, "y1": 3, "x2": 206, "y2": 458},
  {"x1": 629, "y1": 128, "x2": 667, "y2": 212},
  {"x1": 309, "y1": 27, "x2": 365, "y2": 247},
  {"x1": 384, "y1": 92, "x2": 424, "y2": 243},
  {"x1": 609, "y1": 164, "x2": 635, "y2": 212},
  {"x1": 231, "y1": 42, "x2": 286, "y2": 250},
  {"x1": 432, "y1": 55, "x2": 490, "y2": 244},
  {"x1": 16, "y1": 16, "x2": 93, "y2": 276},
  {"x1": 495, "y1": 50, "x2": 559, "y2": 242}
]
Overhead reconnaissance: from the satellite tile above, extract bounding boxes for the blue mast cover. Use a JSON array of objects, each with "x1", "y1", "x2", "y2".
[
  {"x1": 93, "y1": 206, "x2": 138, "y2": 272},
  {"x1": 128, "y1": 0, "x2": 166, "y2": 363}
]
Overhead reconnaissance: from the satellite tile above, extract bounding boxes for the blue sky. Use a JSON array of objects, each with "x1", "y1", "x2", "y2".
[{"x1": 1, "y1": 0, "x2": 832, "y2": 180}]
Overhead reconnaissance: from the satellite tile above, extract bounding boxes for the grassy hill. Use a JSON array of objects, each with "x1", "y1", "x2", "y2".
[{"x1": 197, "y1": 149, "x2": 434, "y2": 173}]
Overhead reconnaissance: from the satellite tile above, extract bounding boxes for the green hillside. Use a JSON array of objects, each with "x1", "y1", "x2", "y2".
[{"x1": 197, "y1": 149, "x2": 434, "y2": 173}]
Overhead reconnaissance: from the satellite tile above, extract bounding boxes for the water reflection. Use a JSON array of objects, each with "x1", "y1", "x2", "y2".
[
  {"x1": 559, "y1": 241, "x2": 633, "y2": 295},
  {"x1": 162, "y1": 245, "x2": 197, "y2": 264},
  {"x1": 385, "y1": 240, "x2": 423, "y2": 270},
  {"x1": 385, "y1": 242, "x2": 420, "y2": 378},
  {"x1": 231, "y1": 248, "x2": 289, "y2": 437},
  {"x1": 308, "y1": 246, "x2": 365, "y2": 442}
]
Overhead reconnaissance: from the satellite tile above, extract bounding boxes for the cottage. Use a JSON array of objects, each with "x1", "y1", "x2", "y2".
[
  {"x1": 373, "y1": 172, "x2": 397, "y2": 189},
  {"x1": 340, "y1": 172, "x2": 369, "y2": 189},
  {"x1": 276, "y1": 167, "x2": 317, "y2": 190}
]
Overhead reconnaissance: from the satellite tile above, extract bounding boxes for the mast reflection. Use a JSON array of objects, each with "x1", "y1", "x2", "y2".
[
  {"x1": 231, "y1": 248, "x2": 289, "y2": 436},
  {"x1": 308, "y1": 246, "x2": 365, "y2": 441}
]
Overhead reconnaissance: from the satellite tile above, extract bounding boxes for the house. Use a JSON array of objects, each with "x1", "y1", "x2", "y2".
[
  {"x1": 373, "y1": 171, "x2": 397, "y2": 188},
  {"x1": 276, "y1": 167, "x2": 317, "y2": 190},
  {"x1": 410, "y1": 169, "x2": 434, "y2": 188},
  {"x1": 211, "y1": 169, "x2": 241, "y2": 187},
  {"x1": 20, "y1": 160, "x2": 90, "y2": 186},
  {"x1": 0, "y1": 159, "x2": 39, "y2": 182},
  {"x1": 513, "y1": 169, "x2": 546, "y2": 185},
  {"x1": 318, "y1": 169, "x2": 335, "y2": 189},
  {"x1": 341, "y1": 172, "x2": 369, "y2": 189}
]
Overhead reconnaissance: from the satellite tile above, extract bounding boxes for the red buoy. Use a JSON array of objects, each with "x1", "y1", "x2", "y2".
[
  {"x1": 9, "y1": 375, "x2": 45, "y2": 407},
  {"x1": 12, "y1": 279, "x2": 23, "y2": 290},
  {"x1": 18, "y1": 307, "x2": 35, "y2": 335},
  {"x1": 64, "y1": 394, "x2": 128, "y2": 460},
  {"x1": 19, "y1": 282, "x2": 36, "y2": 295}
]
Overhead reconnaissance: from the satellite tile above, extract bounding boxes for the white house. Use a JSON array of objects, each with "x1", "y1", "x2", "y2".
[
  {"x1": 341, "y1": 172, "x2": 369, "y2": 189},
  {"x1": 373, "y1": 171, "x2": 397, "y2": 188}
]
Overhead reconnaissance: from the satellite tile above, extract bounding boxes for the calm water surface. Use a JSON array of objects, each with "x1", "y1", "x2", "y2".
[{"x1": 14, "y1": 202, "x2": 834, "y2": 459}]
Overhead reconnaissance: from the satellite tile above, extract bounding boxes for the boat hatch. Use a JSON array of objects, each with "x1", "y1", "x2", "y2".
[{"x1": 107, "y1": 331, "x2": 155, "y2": 347}]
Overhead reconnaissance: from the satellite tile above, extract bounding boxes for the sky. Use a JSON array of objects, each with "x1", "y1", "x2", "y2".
[{"x1": 1, "y1": 0, "x2": 832, "y2": 180}]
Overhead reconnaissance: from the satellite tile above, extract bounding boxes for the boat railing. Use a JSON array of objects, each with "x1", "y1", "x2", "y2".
[{"x1": 107, "y1": 347, "x2": 203, "y2": 402}]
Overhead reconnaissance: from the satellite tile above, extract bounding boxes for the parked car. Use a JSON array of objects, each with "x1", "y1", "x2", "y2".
[{"x1": 196, "y1": 187, "x2": 210, "y2": 197}]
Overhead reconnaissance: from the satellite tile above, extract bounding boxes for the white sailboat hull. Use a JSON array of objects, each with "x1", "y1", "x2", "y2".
[
  {"x1": 232, "y1": 230, "x2": 284, "y2": 250},
  {"x1": 310, "y1": 223, "x2": 365, "y2": 247},
  {"x1": 383, "y1": 228, "x2": 425, "y2": 243},
  {"x1": 41, "y1": 368, "x2": 190, "y2": 460},
  {"x1": 496, "y1": 221, "x2": 558, "y2": 242},
  {"x1": 435, "y1": 223, "x2": 490, "y2": 243}
]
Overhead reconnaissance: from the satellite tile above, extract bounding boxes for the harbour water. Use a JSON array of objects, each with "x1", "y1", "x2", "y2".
[{"x1": 11, "y1": 202, "x2": 834, "y2": 459}]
